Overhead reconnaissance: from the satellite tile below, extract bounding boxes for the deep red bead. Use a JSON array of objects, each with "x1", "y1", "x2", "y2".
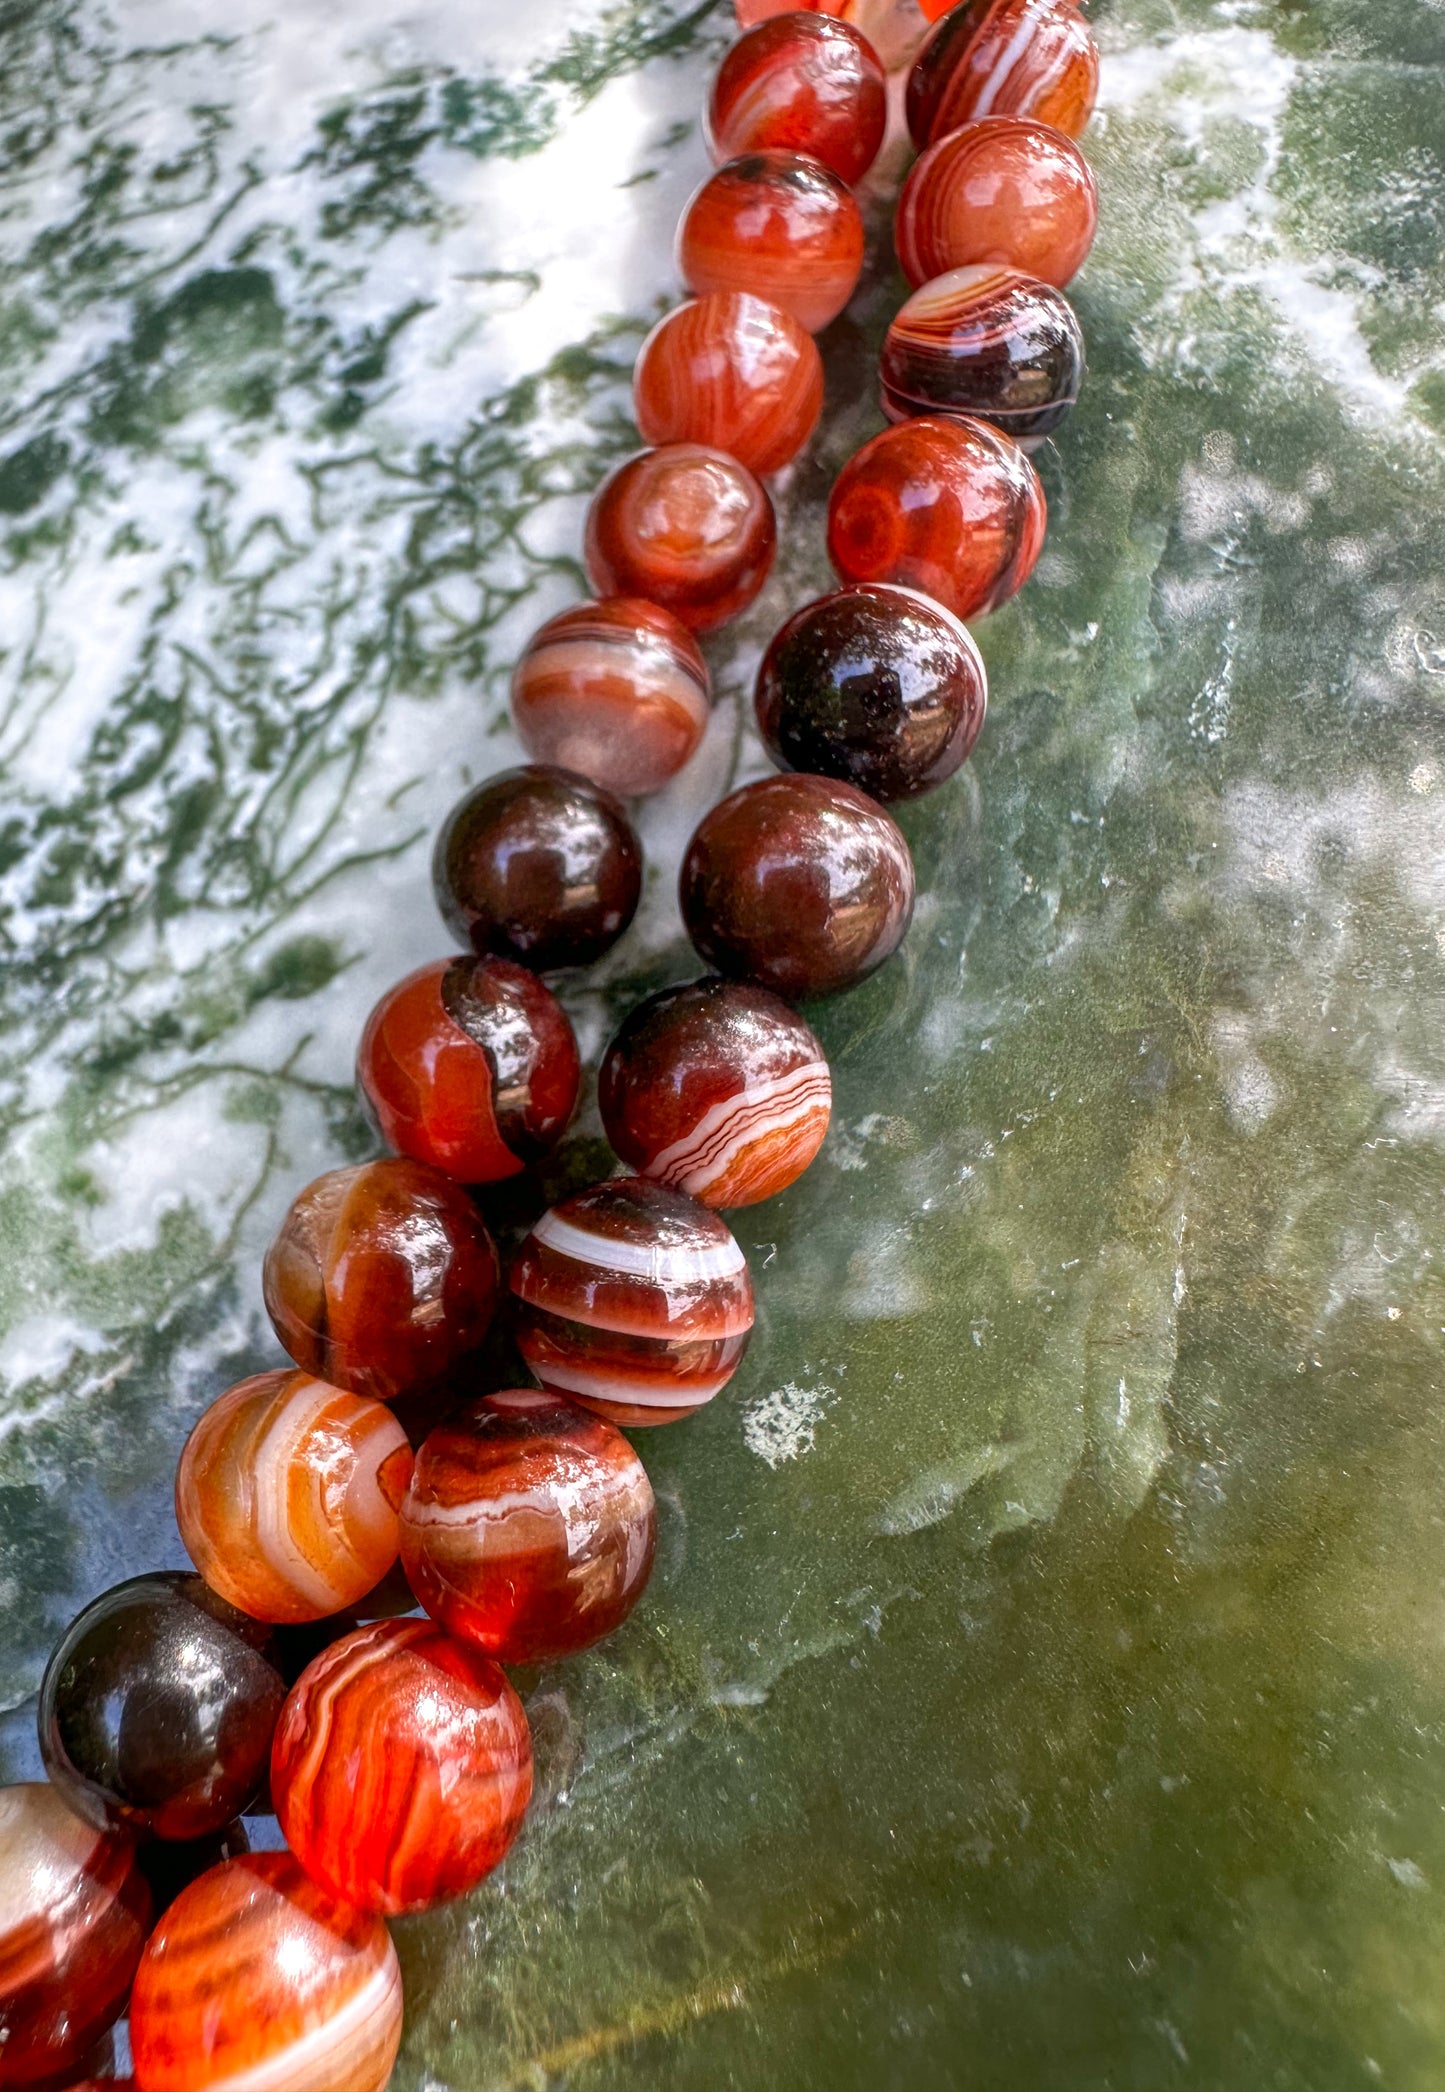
[
  {"x1": 881, "y1": 263, "x2": 1084, "y2": 445},
  {"x1": 708, "y1": 15, "x2": 887, "y2": 185},
  {"x1": 511, "y1": 599, "x2": 711, "y2": 797},
  {"x1": 907, "y1": 0, "x2": 1099, "y2": 147},
  {"x1": 584, "y1": 444, "x2": 776, "y2": 633},
  {"x1": 634, "y1": 294, "x2": 823, "y2": 477},
  {"x1": 677, "y1": 152, "x2": 865, "y2": 334},
  {"x1": 896, "y1": 115, "x2": 1098, "y2": 287}
]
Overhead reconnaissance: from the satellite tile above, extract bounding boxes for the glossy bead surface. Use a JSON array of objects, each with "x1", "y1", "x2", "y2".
[
  {"x1": 263, "y1": 1157, "x2": 501, "y2": 1404},
  {"x1": 827, "y1": 413, "x2": 1046, "y2": 620},
  {"x1": 39, "y1": 1574, "x2": 286, "y2": 1842},
  {"x1": 358, "y1": 957, "x2": 580, "y2": 1184},
  {"x1": 634, "y1": 294, "x2": 823, "y2": 477},
  {"x1": 708, "y1": 15, "x2": 887, "y2": 185},
  {"x1": 599, "y1": 977, "x2": 832, "y2": 1207},
  {"x1": 271, "y1": 1618, "x2": 532, "y2": 1916},
  {"x1": 400, "y1": 1389, "x2": 656, "y2": 1661},
  {"x1": 907, "y1": 0, "x2": 1099, "y2": 146},
  {"x1": 128, "y1": 1853, "x2": 402, "y2": 2092},
  {"x1": 896, "y1": 115, "x2": 1098, "y2": 287},
  {"x1": 881, "y1": 263, "x2": 1084, "y2": 444},
  {"x1": 678, "y1": 152, "x2": 865, "y2": 334},
  {"x1": 681, "y1": 773, "x2": 915, "y2": 998},
  {"x1": 585, "y1": 444, "x2": 775, "y2": 634},
  {"x1": 511, "y1": 600, "x2": 710, "y2": 798},
  {"x1": 756, "y1": 583, "x2": 987, "y2": 800},
  {"x1": 434, "y1": 765, "x2": 642, "y2": 970},
  {"x1": 510, "y1": 1177, "x2": 754, "y2": 1426},
  {"x1": 0, "y1": 1784, "x2": 151, "y2": 2088},
  {"x1": 176, "y1": 1370, "x2": 414, "y2": 1624}
]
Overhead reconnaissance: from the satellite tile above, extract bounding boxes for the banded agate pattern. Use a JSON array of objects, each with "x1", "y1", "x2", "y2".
[
  {"x1": 906, "y1": 0, "x2": 1099, "y2": 147},
  {"x1": 511, "y1": 599, "x2": 711, "y2": 798},
  {"x1": 677, "y1": 152, "x2": 865, "y2": 334},
  {"x1": 510, "y1": 1177, "x2": 755, "y2": 1426},
  {"x1": 895, "y1": 115, "x2": 1098, "y2": 288},
  {"x1": 634, "y1": 293, "x2": 823, "y2": 477},
  {"x1": 600, "y1": 977, "x2": 832, "y2": 1207},
  {"x1": 707, "y1": 14, "x2": 887, "y2": 185},
  {"x1": 128, "y1": 1853, "x2": 403, "y2": 2092},
  {"x1": 584, "y1": 444, "x2": 777, "y2": 633},
  {"x1": 176, "y1": 1369, "x2": 414, "y2": 1623},
  {"x1": 881, "y1": 263, "x2": 1084, "y2": 444}
]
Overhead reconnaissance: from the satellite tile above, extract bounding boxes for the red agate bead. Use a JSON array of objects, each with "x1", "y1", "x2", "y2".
[
  {"x1": 176, "y1": 1369, "x2": 414, "y2": 1623},
  {"x1": 0, "y1": 1783, "x2": 151, "y2": 2089},
  {"x1": 634, "y1": 294, "x2": 823, "y2": 476},
  {"x1": 584, "y1": 444, "x2": 776, "y2": 633},
  {"x1": 263, "y1": 1157, "x2": 501, "y2": 1403},
  {"x1": 271, "y1": 1618, "x2": 532, "y2": 1916},
  {"x1": 599, "y1": 977, "x2": 832, "y2": 1207},
  {"x1": 358, "y1": 956, "x2": 580, "y2": 1183},
  {"x1": 896, "y1": 115, "x2": 1098, "y2": 287},
  {"x1": 681, "y1": 774, "x2": 914, "y2": 998},
  {"x1": 510, "y1": 1177, "x2": 754, "y2": 1426},
  {"x1": 827, "y1": 413, "x2": 1045, "y2": 620},
  {"x1": 907, "y1": 0, "x2": 1099, "y2": 146},
  {"x1": 511, "y1": 600, "x2": 710, "y2": 798},
  {"x1": 678, "y1": 152, "x2": 865, "y2": 334},
  {"x1": 128, "y1": 1853, "x2": 403, "y2": 2092},
  {"x1": 707, "y1": 15, "x2": 887, "y2": 185},
  {"x1": 399, "y1": 1389, "x2": 656, "y2": 1661},
  {"x1": 881, "y1": 263, "x2": 1084, "y2": 444}
]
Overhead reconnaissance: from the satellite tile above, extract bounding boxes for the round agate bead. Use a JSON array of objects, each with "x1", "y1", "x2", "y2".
[
  {"x1": 896, "y1": 115, "x2": 1098, "y2": 287},
  {"x1": 511, "y1": 599, "x2": 710, "y2": 797},
  {"x1": 907, "y1": 0, "x2": 1099, "y2": 147},
  {"x1": 584, "y1": 444, "x2": 776, "y2": 633},
  {"x1": 599, "y1": 977, "x2": 832, "y2": 1207},
  {"x1": 128, "y1": 1853, "x2": 403, "y2": 2092},
  {"x1": 359, "y1": 957, "x2": 580, "y2": 1184},
  {"x1": 433, "y1": 765, "x2": 642, "y2": 970},
  {"x1": 263, "y1": 1157, "x2": 501, "y2": 1404},
  {"x1": 634, "y1": 293, "x2": 823, "y2": 477},
  {"x1": 827, "y1": 413, "x2": 1046, "y2": 620},
  {"x1": 400, "y1": 1389, "x2": 657, "y2": 1661},
  {"x1": 678, "y1": 152, "x2": 865, "y2": 334},
  {"x1": 270, "y1": 1618, "x2": 532, "y2": 1916},
  {"x1": 0, "y1": 1783, "x2": 152, "y2": 2088},
  {"x1": 681, "y1": 774, "x2": 915, "y2": 999},
  {"x1": 176, "y1": 1369, "x2": 414, "y2": 1624},
  {"x1": 881, "y1": 263, "x2": 1084, "y2": 444},
  {"x1": 510, "y1": 1177, "x2": 754, "y2": 1426},
  {"x1": 39, "y1": 1574, "x2": 286, "y2": 1842},
  {"x1": 756, "y1": 583, "x2": 987, "y2": 800},
  {"x1": 707, "y1": 15, "x2": 887, "y2": 185}
]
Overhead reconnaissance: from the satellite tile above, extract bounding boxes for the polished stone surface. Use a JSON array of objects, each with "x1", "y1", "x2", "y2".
[{"x1": 1, "y1": 0, "x2": 1444, "y2": 2083}]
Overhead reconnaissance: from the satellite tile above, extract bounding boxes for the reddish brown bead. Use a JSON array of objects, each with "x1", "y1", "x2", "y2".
[
  {"x1": 881, "y1": 263, "x2": 1084, "y2": 445},
  {"x1": 677, "y1": 152, "x2": 865, "y2": 334},
  {"x1": 600, "y1": 976, "x2": 832, "y2": 1207},
  {"x1": 511, "y1": 600, "x2": 710, "y2": 797},
  {"x1": 896, "y1": 115, "x2": 1098, "y2": 287},
  {"x1": 358, "y1": 957, "x2": 580, "y2": 1184},
  {"x1": 681, "y1": 774, "x2": 915, "y2": 999},
  {"x1": 708, "y1": 15, "x2": 887, "y2": 185},
  {"x1": 263, "y1": 1157, "x2": 501, "y2": 1403},
  {"x1": 827, "y1": 413, "x2": 1046, "y2": 620},
  {"x1": 400, "y1": 1389, "x2": 656, "y2": 1661},
  {"x1": 907, "y1": 0, "x2": 1099, "y2": 147},
  {"x1": 584, "y1": 444, "x2": 775, "y2": 633},
  {"x1": 634, "y1": 294, "x2": 823, "y2": 477}
]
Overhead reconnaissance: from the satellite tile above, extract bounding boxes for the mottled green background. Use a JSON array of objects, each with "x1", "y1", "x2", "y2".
[{"x1": 2, "y1": 0, "x2": 1444, "y2": 2083}]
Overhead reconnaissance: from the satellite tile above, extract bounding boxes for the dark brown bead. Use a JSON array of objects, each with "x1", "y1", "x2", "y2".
[{"x1": 432, "y1": 765, "x2": 642, "y2": 971}]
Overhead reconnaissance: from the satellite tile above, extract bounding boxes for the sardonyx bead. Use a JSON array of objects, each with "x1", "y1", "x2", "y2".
[
  {"x1": 633, "y1": 294, "x2": 823, "y2": 477},
  {"x1": 599, "y1": 977, "x2": 832, "y2": 1207},
  {"x1": 175, "y1": 1369, "x2": 414, "y2": 1623},
  {"x1": 677, "y1": 152, "x2": 865, "y2": 335},
  {"x1": 511, "y1": 599, "x2": 711, "y2": 797},
  {"x1": 400, "y1": 1389, "x2": 657, "y2": 1661},
  {"x1": 128, "y1": 1853, "x2": 403, "y2": 2092},
  {"x1": 0, "y1": 1783, "x2": 151, "y2": 2089},
  {"x1": 895, "y1": 116, "x2": 1098, "y2": 288},
  {"x1": 906, "y1": 0, "x2": 1100, "y2": 146},
  {"x1": 681, "y1": 774, "x2": 915, "y2": 999},
  {"x1": 270, "y1": 1619, "x2": 532, "y2": 1916},
  {"x1": 358, "y1": 956, "x2": 580, "y2": 1183},
  {"x1": 707, "y1": 15, "x2": 887, "y2": 185},
  {"x1": 827, "y1": 413, "x2": 1046, "y2": 621},
  {"x1": 585, "y1": 444, "x2": 776, "y2": 634},
  {"x1": 510, "y1": 1177, "x2": 754, "y2": 1426},
  {"x1": 881, "y1": 264, "x2": 1084, "y2": 445}
]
